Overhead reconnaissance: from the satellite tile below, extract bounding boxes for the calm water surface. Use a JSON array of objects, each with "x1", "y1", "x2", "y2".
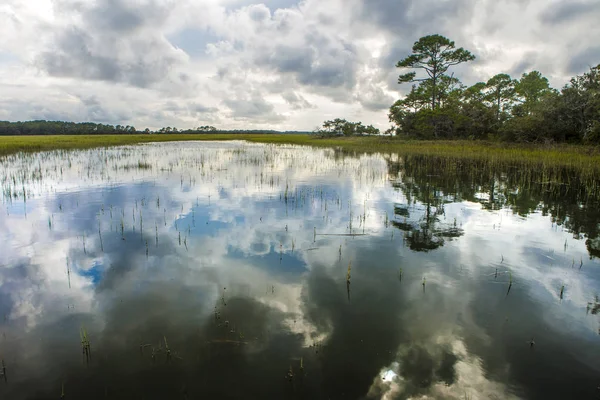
[{"x1": 0, "y1": 141, "x2": 599, "y2": 400}]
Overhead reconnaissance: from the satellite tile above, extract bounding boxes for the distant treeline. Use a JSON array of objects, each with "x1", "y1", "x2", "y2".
[
  {"x1": 313, "y1": 118, "x2": 381, "y2": 136},
  {"x1": 0, "y1": 121, "x2": 311, "y2": 136}
]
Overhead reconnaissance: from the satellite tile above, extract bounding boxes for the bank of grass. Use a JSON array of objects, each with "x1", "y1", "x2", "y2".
[{"x1": 1, "y1": 134, "x2": 599, "y2": 173}]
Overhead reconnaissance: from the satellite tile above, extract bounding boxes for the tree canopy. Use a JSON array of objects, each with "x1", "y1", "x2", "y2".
[
  {"x1": 397, "y1": 34, "x2": 475, "y2": 111},
  {"x1": 390, "y1": 35, "x2": 600, "y2": 144},
  {"x1": 313, "y1": 119, "x2": 380, "y2": 137}
]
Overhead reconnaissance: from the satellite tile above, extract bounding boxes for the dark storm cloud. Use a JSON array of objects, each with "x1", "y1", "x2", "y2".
[
  {"x1": 39, "y1": 27, "x2": 184, "y2": 88},
  {"x1": 252, "y1": 34, "x2": 358, "y2": 91},
  {"x1": 300, "y1": 32, "x2": 358, "y2": 88},
  {"x1": 223, "y1": 94, "x2": 285, "y2": 122},
  {"x1": 227, "y1": 0, "x2": 301, "y2": 12},
  {"x1": 282, "y1": 91, "x2": 315, "y2": 109},
  {"x1": 39, "y1": 28, "x2": 119, "y2": 81},
  {"x1": 378, "y1": 42, "x2": 414, "y2": 92},
  {"x1": 0, "y1": 97, "x2": 127, "y2": 125},
  {"x1": 36, "y1": 0, "x2": 188, "y2": 90},
  {"x1": 163, "y1": 100, "x2": 186, "y2": 112},
  {"x1": 358, "y1": 85, "x2": 396, "y2": 111},
  {"x1": 190, "y1": 103, "x2": 219, "y2": 114},
  {"x1": 76, "y1": 95, "x2": 133, "y2": 123},
  {"x1": 78, "y1": 95, "x2": 101, "y2": 107},
  {"x1": 229, "y1": 6, "x2": 361, "y2": 98},
  {"x1": 297, "y1": 62, "x2": 355, "y2": 88},
  {"x1": 365, "y1": 0, "x2": 486, "y2": 93},
  {"x1": 263, "y1": 44, "x2": 313, "y2": 74},
  {"x1": 164, "y1": 101, "x2": 219, "y2": 116},
  {"x1": 541, "y1": 0, "x2": 600, "y2": 24},
  {"x1": 223, "y1": 97, "x2": 272, "y2": 117},
  {"x1": 509, "y1": 53, "x2": 538, "y2": 77},
  {"x1": 86, "y1": 0, "x2": 171, "y2": 33},
  {"x1": 567, "y1": 45, "x2": 600, "y2": 74},
  {"x1": 358, "y1": 0, "x2": 474, "y2": 36},
  {"x1": 51, "y1": 0, "x2": 171, "y2": 32}
]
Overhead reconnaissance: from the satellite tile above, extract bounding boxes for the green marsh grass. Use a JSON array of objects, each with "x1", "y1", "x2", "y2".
[
  {"x1": 346, "y1": 261, "x2": 352, "y2": 284},
  {"x1": 2, "y1": 135, "x2": 600, "y2": 176},
  {"x1": 80, "y1": 326, "x2": 91, "y2": 363}
]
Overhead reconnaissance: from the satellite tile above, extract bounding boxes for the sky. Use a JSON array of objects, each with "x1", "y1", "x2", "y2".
[{"x1": 1, "y1": 0, "x2": 599, "y2": 131}]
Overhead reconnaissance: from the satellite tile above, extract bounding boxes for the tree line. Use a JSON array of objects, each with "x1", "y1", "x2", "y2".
[
  {"x1": 313, "y1": 118, "x2": 380, "y2": 136},
  {"x1": 388, "y1": 34, "x2": 600, "y2": 143},
  {"x1": 0, "y1": 121, "x2": 311, "y2": 136},
  {"x1": 0, "y1": 121, "x2": 142, "y2": 135}
]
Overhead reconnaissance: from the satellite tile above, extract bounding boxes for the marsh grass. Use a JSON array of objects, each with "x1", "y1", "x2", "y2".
[
  {"x1": 80, "y1": 326, "x2": 91, "y2": 363},
  {"x1": 66, "y1": 257, "x2": 71, "y2": 289},
  {"x1": 2, "y1": 135, "x2": 600, "y2": 175},
  {"x1": 98, "y1": 220, "x2": 103, "y2": 252},
  {"x1": 346, "y1": 261, "x2": 352, "y2": 284}
]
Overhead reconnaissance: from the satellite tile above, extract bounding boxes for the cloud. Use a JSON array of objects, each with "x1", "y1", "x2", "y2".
[
  {"x1": 81, "y1": 0, "x2": 171, "y2": 33},
  {"x1": 191, "y1": 102, "x2": 219, "y2": 115},
  {"x1": 357, "y1": 83, "x2": 396, "y2": 111},
  {"x1": 38, "y1": 27, "x2": 190, "y2": 90},
  {"x1": 36, "y1": 0, "x2": 191, "y2": 91},
  {"x1": 509, "y1": 53, "x2": 538, "y2": 77},
  {"x1": 281, "y1": 91, "x2": 315, "y2": 109},
  {"x1": 223, "y1": 93, "x2": 285, "y2": 122},
  {"x1": 567, "y1": 46, "x2": 600, "y2": 74},
  {"x1": 358, "y1": 0, "x2": 475, "y2": 37},
  {"x1": 540, "y1": 0, "x2": 600, "y2": 25}
]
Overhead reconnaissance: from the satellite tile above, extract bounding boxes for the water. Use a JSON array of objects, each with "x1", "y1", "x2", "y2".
[{"x1": 0, "y1": 141, "x2": 599, "y2": 400}]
